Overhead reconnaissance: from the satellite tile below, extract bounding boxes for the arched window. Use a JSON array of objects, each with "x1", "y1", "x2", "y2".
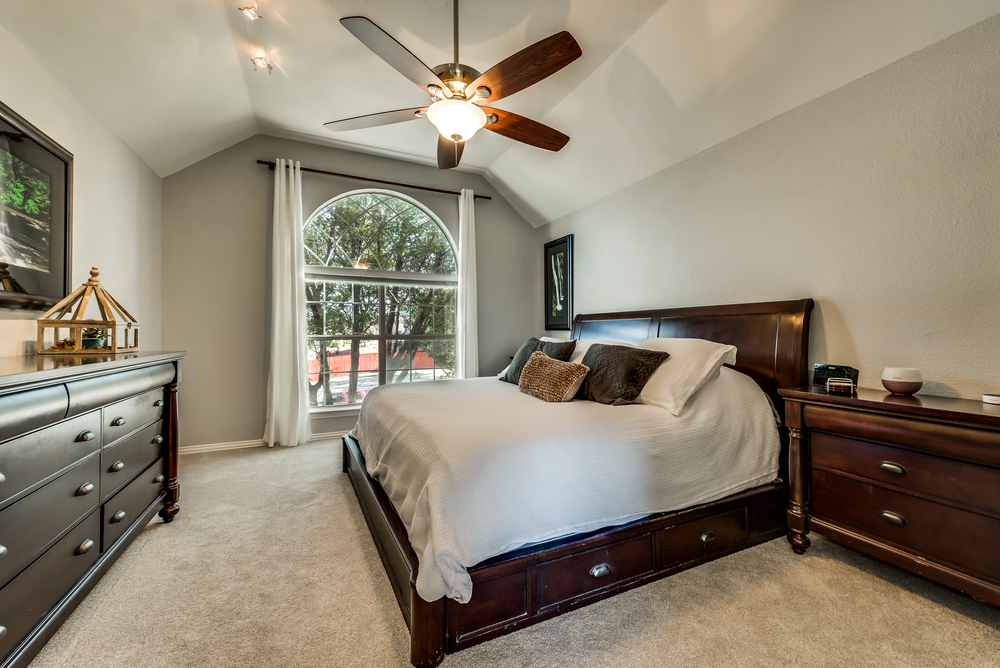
[{"x1": 303, "y1": 190, "x2": 458, "y2": 407}]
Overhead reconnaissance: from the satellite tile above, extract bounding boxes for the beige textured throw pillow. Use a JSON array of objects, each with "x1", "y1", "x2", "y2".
[{"x1": 518, "y1": 351, "x2": 589, "y2": 403}]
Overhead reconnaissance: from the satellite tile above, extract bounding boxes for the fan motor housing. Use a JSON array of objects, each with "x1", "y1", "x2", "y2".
[{"x1": 431, "y1": 63, "x2": 482, "y2": 98}]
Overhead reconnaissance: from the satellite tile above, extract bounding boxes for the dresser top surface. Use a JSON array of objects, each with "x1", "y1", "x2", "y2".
[
  {"x1": 0, "y1": 351, "x2": 186, "y2": 393},
  {"x1": 780, "y1": 385, "x2": 1000, "y2": 428}
]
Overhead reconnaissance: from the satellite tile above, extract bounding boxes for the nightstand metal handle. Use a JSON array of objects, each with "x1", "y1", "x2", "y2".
[
  {"x1": 589, "y1": 563, "x2": 611, "y2": 578},
  {"x1": 878, "y1": 510, "x2": 907, "y2": 526},
  {"x1": 878, "y1": 461, "x2": 907, "y2": 475},
  {"x1": 700, "y1": 531, "x2": 716, "y2": 543}
]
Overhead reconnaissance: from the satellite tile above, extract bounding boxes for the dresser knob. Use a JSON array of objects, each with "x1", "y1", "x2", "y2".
[
  {"x1": 589, "y1": 563, "x2": 611, "y2": 578},
  {"x1": 155, "y1": 474, "x2": 165, "y2": 484},
  {"x1": 878, "y1": 461, "x2": 907, "y2": 475},
  {"x1": 75, "y1": 539, "x2": 95, "y2": 555},
  {"x1": 154, "y1": 400, "x2": 164, "y2": 407},
  {"x1": 0, "y1": 544, "x2": 7, "y2": 559},
  {"x1": 110, "y1": 510, "x2": 127, "y2": 524},
  {"x1": 0, "y1": 471, "x2": 5, "y2": 483},
  {"x1": 77, "y1": 430, "x2": 96, "y2": 442},
  {"x1": 109, "y1": 461, "x2": 125, "y2": 473},
  {"x1": 878, "y1": 510, "x2": 907, "y2": 526},
  {"x1": 153, "y1": 435, "x2": 164, "y2": 445},
  {"x1": 111, "y1": 416, "x2": 126, "y2": 427},
  {"x1": 76, "y1": 482, "x2": 95, "y2": 496},
  {"x1": 0, "y1": 625, "x2": 6, "y2": 640},
  {"x1": 700, "y1": 531, "x2": 716, "y2": 543}
]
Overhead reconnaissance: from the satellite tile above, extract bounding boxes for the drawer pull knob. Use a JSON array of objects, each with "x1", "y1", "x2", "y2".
[
  {"x1": 153, "y1": 435, "x2": 164, "y2": 445},
  {"x1": 878, "y1": 461, "x2": 907, "y2": 475},
  {"x1": 110, "y1": 510, "x2": 127, "y2": 524},
  {"x1": 77, "y1": 430, "x2": 96, "y2": 442},
  {"x1": 75, "y1": 539, "x2": 95, "y2": 555},
  {"x1": 700, "y1": 531, "x2": 716, "y2": 543},
  {"x1": 76, "y1": 482, "x2": 95, "y2": 496},
  {"x1": 155, "y1": 474, "x2": 165, "y2": 484},
  {"x1": 0, "y1": 544, "x2": 7, "y2": 559},
  {"x1": 111, "y1": 416, "x2": 126, "y2": 427},
  {"x1": 879, "y1": 510, "x2": 907, "y2": 526},
  {"x1": 154, "y1": 400, "x2": 164, "y2": 407},
  {"x1": 0, "y1": 471, "x2": 5, "y2": 483},
  {"x1": 589, "y1": 563, "x2": 611, "y2": 578},
  {"x1": 110, "y1": 461, "x2": 125, "y2": 473},
  {"x1": 0, "y1": 626, "x2": 5, "y2": 640}
]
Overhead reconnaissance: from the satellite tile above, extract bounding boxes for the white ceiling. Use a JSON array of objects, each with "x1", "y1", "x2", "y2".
[{"x1": 1, "y1": 0, "x2": 998, "y2": 226}]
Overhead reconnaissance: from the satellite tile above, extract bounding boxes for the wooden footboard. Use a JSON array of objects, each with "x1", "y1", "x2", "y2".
[{"x1": 344, "y1": 434, "x2": 788, "y2": 667}]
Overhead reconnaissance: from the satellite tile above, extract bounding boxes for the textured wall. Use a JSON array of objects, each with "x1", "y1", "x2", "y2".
[
  {"x1": 0, "y1": 21, "x2": 162, "y2": 355},
  {"x1": 542, "y1": 16, "x2": 1000, "y2": 399},
  {"x1": 161, "y1": 135, "x2": 542, "y2": 446}
]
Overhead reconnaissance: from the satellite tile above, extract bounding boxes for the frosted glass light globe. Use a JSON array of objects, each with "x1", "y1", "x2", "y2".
[{"x1": 426, "y1": 99, "x2": 487, "y2": 143}]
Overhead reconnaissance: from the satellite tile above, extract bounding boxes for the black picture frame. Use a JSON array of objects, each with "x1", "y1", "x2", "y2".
[
  {"x1": 543, "y1": 234, "x2": 573, "y2": 331},
  {"x1": 0, "y1": 100, "x2": 73, "y2": 311}
]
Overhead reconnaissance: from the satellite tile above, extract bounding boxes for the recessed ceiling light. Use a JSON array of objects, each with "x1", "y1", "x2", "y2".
[{"x1": 238, "y1": 6, "x2": 260, "y2": 20}]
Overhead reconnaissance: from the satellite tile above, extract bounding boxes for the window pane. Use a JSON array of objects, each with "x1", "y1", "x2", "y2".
[
  {"x1": 316, "y1": 339, "x2": 380, "y2": 405},
  {"x1": 433, "y1": 306, "x2": 455, "y2": 335},
  {"x1": 322, "y1": 282, "x2": 379, "y2": 336},
  {"x1": 434, "y1": 340, "x2": 456, "y2": 379}
]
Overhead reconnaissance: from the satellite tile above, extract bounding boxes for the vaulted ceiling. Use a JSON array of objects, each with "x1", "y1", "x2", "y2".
[{"x1": 1, "y1": 0, "x2": 997, "y2": 226}]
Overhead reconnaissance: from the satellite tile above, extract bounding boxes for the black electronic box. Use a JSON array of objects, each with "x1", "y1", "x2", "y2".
[{"x1": 812, "y1": 364, "x2": 859, "y2": 386}]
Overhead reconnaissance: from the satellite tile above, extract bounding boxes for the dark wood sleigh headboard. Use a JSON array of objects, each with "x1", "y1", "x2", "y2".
[{"x1": 571, "y1": 299, "x2": 814, "y2": 416}]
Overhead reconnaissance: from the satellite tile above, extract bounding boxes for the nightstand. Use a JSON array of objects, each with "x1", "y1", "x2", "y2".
[{"x1": 779, "y1": 386, "x2": 1000, "y2": 606}]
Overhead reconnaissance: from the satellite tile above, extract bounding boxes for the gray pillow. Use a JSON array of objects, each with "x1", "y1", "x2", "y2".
[
  {"x1": 578, "y1": 344, "x2": 670, "y2": 405},
  {"x1": 500, "y1": 338, "x2": 577, "y2": 384}
]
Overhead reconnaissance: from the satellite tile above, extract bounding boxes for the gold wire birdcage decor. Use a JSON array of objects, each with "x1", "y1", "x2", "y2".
[{"x1": 37, "y1": 267, "x2": 140, "y2": 355}]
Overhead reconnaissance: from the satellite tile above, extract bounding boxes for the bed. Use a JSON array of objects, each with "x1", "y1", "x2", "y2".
[{"x1": 342, "y1": 299, "x2": 813, "y2": 666}]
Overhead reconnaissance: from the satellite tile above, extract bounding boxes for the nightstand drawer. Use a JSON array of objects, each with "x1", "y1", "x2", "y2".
[
  {"x1": 537, "y1": 534, "x2": 654, "y2": 610},
  {"x1": 812, "y1": 469, "x2": 1000, "y2": 581},
  {"x1": 660, "y1": 508, "x2": 749, "y2": 566},
  {"x1": 811, "y1": 432, "x2": 1000, "y2": 517}
]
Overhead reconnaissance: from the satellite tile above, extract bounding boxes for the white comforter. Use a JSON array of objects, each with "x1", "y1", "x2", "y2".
[{"x1": 351, "y1": 367, "x2": 780, "y2": 604}]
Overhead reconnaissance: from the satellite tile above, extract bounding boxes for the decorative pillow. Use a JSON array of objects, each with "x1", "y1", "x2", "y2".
[
  {"x1": 499, "y1": 337, "x2": 577, "y2": 384},
  {"x1": 577, "y1": 344, "x2": 670, "y2": 405},
  {"x1": 568, "y1": 339, "x2": 634, "y2": 365},
  {"x1": 518, "y1": 352, "x2": 590, "y2": 403},
  {"x1": 637, "y1": 338, "x2": 738, "y2": 416},
  {"x1": 497, "y1": 337, "x2": 569, "y2": 378}
]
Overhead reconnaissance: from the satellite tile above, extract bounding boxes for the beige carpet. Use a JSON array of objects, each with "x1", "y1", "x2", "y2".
[{"x1": 29, "y1": 440, "x2": 1000, "y2": 668}]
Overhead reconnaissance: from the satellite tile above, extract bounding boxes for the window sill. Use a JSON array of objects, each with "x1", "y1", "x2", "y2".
[{"x1": 310, "y1": 405, "x2": 362, "y2": 415}]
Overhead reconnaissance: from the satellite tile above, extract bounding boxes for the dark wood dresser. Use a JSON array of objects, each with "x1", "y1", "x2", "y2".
[
  {"x1": 0, "y1": 351, "x2": 184, "y2": 668},
  {"x1": 780, "y1": 386, "x2": 1000, "y2": 606}
]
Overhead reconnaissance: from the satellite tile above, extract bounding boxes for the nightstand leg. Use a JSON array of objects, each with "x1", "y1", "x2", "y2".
[{"x1": 786, "y1": 421, "x2": 811, "y2": 554}]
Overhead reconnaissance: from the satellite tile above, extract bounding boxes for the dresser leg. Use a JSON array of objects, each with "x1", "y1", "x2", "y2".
[
  {"x1": 160, "y1": 479, "x2": 181, "y2": 523},
  {"x1": 159, "y1": 376, "x2": 181, "y2": 523}
]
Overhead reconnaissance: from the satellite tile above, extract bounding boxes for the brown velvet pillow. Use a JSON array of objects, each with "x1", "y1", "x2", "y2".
[
  {"x1": 518, "y1": 352, "x2": 590, "y2": 403},
  {"x1": 578, "y1": 344, "x2": 670, "y2": 405},
  {"x1": 500, "y1": 337, "x2": 577, "y2": 385}
]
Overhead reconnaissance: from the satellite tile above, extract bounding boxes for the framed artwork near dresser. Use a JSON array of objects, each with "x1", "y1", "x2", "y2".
[{"x1": 780, "y1": 386, "x2": 1000, "y2": 606}]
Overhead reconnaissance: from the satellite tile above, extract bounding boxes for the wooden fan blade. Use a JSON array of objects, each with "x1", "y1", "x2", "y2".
[
  {"x1": 465, "y1": 32, "x2": 581, "y2": 104},
  {"x1": 341, "y1": 17, "x2": 451, "y2": 98},
  {"x1": 324, "y1": 107, "x2": 428, "y2": 132},
  {"x1": 481, "y1": 108, "x2": 569, "y2": 151},
  {"x1": 437, "y1": 135, "x2": 465, "y2": 169}
]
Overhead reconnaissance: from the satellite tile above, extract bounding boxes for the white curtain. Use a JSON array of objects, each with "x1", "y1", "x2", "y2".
[
  {"x1": 263, "y1": 159, "x2": 312, "y2": 447},
  {"x1": 456, "y1": 188, "x2": 479, "y2": 378}
]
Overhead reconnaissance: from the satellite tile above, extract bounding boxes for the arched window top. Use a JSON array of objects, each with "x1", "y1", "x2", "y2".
[{"x1": 304, "y1": 190, "x2": 456, "y2": 276}]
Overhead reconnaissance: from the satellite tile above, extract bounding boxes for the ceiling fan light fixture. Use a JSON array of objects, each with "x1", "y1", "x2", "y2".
[
  {"x1": 426, "y1": 99, "x2": 486, "y2": 143},
  {"x1": 239, "y1": 6, "x2": 261, "y2": 20},
  {"x1": 252, "y1": 56, "x2": 272, "y2": 72}
]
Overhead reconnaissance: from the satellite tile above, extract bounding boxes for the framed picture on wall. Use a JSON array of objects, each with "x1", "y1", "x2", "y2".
[
  {"x1": 0, "y1": 100, "x2": 73, "y2": 311},
  {"x1": 544, "y1": 234, "x2": 573, "y2": 331}
]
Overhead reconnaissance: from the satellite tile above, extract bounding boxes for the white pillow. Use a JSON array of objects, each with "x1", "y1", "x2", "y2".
[
  {"x1": 569, "y1": 339, "x2": 634, "y2": 365},
  {"x1": 497, "y1": 336, "x2": 575, "y2": 377},
  {"x1": 637, "y1": 338, "x2": 737, "y2": 416}
]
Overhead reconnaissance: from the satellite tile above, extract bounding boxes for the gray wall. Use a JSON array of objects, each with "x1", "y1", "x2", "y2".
[
  {"x1": 0, "y1": 20, "x2": 162, "y2": 355},
  {"x1": 542, "y1": 16, "x2": 1000, "y2": 400},
  {"x1": 162, "y1": 134, "x2": 542, "y2": 446}
]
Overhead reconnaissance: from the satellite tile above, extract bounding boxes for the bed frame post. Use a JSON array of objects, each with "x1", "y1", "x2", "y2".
[
  {"x1": 785, "y1": 399, "x2": 811, "y2": 554},
  {"x1": 409, "y1": 585, "x2": 445, "y2": 667}
]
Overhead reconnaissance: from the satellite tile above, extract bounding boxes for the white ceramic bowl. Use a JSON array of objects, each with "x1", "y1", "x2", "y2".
[{"x1": 882, "y1": 367, "x2": 922, "y2": 395}]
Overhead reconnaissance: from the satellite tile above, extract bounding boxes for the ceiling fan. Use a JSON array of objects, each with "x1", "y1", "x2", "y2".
[{"x1": 324, "y1": 1, "x2": 582, "y2": 169}]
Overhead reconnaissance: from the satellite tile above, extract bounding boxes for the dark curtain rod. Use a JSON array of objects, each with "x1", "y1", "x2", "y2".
[{"x1": 256, "y1": 160, "x2": 491, "y2": 200}]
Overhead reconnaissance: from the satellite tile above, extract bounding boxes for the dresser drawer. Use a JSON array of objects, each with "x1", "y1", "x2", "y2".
[
  {"x1": 812, "y1": 469, "x2": 1000, "y2": 581},
  {"x1": 0, "y1": 410, "x2": 101, "y2": 511},
  {"x1": 0, "y1": 510, "x2": 100, "y2": 660},
  {"x1": 102, "y1": 458, "x2": 165, "y2": 552},
  {"x1": 0, "y1": 385, "x2": 68, "y2": 444},
  {"x1": 0, "y1": 454, "x2": 100, "y2": 589},
  {"x1": 660, "y1": 507, "x2": 749, "y2": 566},
  {"x1": 102, "y1": 387, "x2": 165, "y2": 448},
  {"x1": 811, "y1": 432, "x2": 1000, "y2": 517},
  {"x1": 101, "y1": 421, "x2": 163, "y2": 502},
  {"x1": 537, "y1": 534, "x2": 654, "y2": 610}
]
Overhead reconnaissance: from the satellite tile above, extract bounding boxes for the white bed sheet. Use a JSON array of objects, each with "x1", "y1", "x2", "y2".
[{"x1": 350, "y1": 366, "x2": 780, "y2": 603}]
